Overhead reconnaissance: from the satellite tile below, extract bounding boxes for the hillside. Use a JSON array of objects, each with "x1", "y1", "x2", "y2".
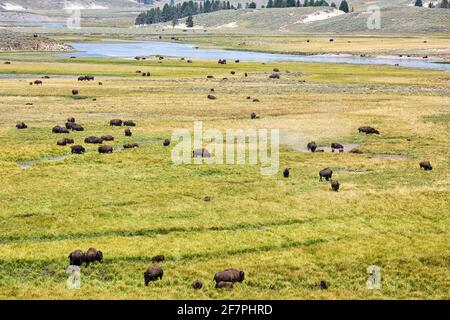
[
  {"x1": 161, "y1": 6, "x2": 450, "y2": 34},
  {"x1": 0, "y1": 0, "x2": 154, "y2": 11},
  {"x1": 0, "y1": 30, "x2": 72, "y2": 51}
]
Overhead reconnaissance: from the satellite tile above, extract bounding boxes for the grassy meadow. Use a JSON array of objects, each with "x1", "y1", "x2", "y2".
[{"x1": 0, "y1": 53, "x2": 449, "y2": 299}]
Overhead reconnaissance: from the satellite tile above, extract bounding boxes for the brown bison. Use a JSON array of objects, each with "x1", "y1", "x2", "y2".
[
  {"x1": 72, "y1": 89, "x2": 79, "y2": 96},
  {"x1": 269, "y1": 73, "x2": 280, "y2": 79},
  {"x1": 85, "y1": 248, "x2": 103, "y2": 266},
  {"x1": 123, "y1": 120, "x2": 136, "y2": 127},
  {"x1": 151, "y1": 255, "x2": 165, "y2": 263},
  {"x1": 207, "y1": 94, "x2": 217, "y2": 100},
  {"x1": 69, "y1": 250, "x2": 85, "y2": 266},
  {"x1": 230, "y1": 71, "x2": 236, "y2": 75},
  {"x1": 52, "y1": 126, "x2": 69, "y2": 134},
  {"x1": 71, "y1": 124, "x2": 84, "y2": 132},
  {"x1": 251, "y1": 112, "x2": 258, "y2": 119},
  {"x1": 419, "y1": 160, "x2": 432, "y2": 171},
  {"x1": 144, "y1": 266, "x2": 163, "y2": 286},
  {"x1": 331, "y1": 143, "x2": 344, "y2": 152},
  {"x1": 85, "y1": 136, "x2": 103, "y2": 144},
  {"x1": 307, "y1": 141, "x2": 317, "y2": 153},
  {"x1": 110, "y1": 119, "x2": 122, "y2": 126},
  {"x1": 16, "y1": 122, "x2": 28, "y2": 129},
  {"x1": 358, "y1": 126, "x2": 380, "y2": 135},
  {"x1": 71, "y1": 145, "x2": 85, "y2": 154},
  {"x1": 216, "y1": 281, "x2": 234, "y2": 289},
  {"x1": 192, "y1": 148, "x2": 211, "y2": 158},
  {"x1": 218, "y1": 59, "x2": 227, "y2": 64},
  {"x1": 192, "y1": 280, "x2": 203, "y2": 290},
  {"x1": 283, "y1": 168, "x2": 290, "y2": 178},
  {"x1": 207, "y1": 75, "x2": 214, "y2": 79},
  {"x1": 101, "y1": 135, "x2": 114, "y2": 142},
  {"x1": 98, "y1": 145, "x2": 113, "y2": 154},
  {"x1": 123, "y1": 143, "x2": 139, "y2": 149},
  {"x1": 320, "y1": 280, "x2": 329, "y2": 290},
  {"x1": 214, "y1": 268, "x2": 245, "y2": 284},
  {"x1": 124, "y1": 128, "x2": 132, "y2": 137},
  {"x1": 331, "y1": 179, "x2": 340, "y2": 192},
  {"x1": 57, "y1": 138, "x2": 74, "y2": 146},
  {"x1": 319, "y1": 168, "x2": 333, "y2": 181},
  {"x1": 163, "y1": 139, "x2": 171, "y2": 147},
  {"x1": 34, "y1": 80, "x2": 43, "y2": 85}
]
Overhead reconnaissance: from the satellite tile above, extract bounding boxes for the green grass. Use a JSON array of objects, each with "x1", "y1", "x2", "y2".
[{"x1": 0, "y1": 52, "x2": 448, "y2": 299}]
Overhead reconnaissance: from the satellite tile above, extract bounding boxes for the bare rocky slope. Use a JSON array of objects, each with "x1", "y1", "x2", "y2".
[{"x1": 0, "y1": 30, "x2": 72, "y2": 51}]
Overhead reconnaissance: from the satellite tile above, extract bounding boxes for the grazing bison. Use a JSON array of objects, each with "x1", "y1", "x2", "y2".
[
  {"x1": 52, "y1": 126, "x2": 69, "y2": 134},
  {"x1": 319, "y1": 168, "x2": 333, "y2": 181},
  {"x1": 269, "y1": 73, "x2": 280, "y2": 79},
  {"x1": 71, "y1": 145, "x2": 85, "y2": 154},
  {"x1": 101, "y1": 135, "x2": 114, "y2": 142},
  {"x1": 67, "y1": 117, "x2": 75, "y2": 123},
  {"x1": 85, "y1": 248, "x2": 103, "y2": 266},
  {"x1": 331, "y1": 180, "x2": 340, "y2": 192},
  {"x1": 84, "y1": 136, "x2": 103, "y2": 144},
  {"x1": 110, "y1": 119, "x2": 122, "y2": 126},
  {"x1": 283, "y1": 168, "x2": 290, "y2": 178},
  {"x1": 72, "y1": 89, "x2": 79, "y2": 96},
  {"x1": 98, "y1": 145, "x2": 113, "y2": 154},
  {"x1": 69, "y1": 250, "x2": 85, "y2": 266},
  {"x1": 207, "y1": 75, "x2": 214, "y2": 79},
  {"x1": 78, "y1": 76, "x2": 86, "y2": 81},
  {"x1": 218, "y1": 59, "x2": 227, "y2": 64},
  {"x1": 85, "y1": 75, "x2": 94, "y2": 81},
  {"x1": 34, "y1": 80, "x2": 43, "y2": 85},
  {"x1": 70, "y1": 124, "x2": 84, "y2": 132},
  {"x1": 16, "y1": 122, "x2": 27, "y2": 129},
  {"x1": 320, "y1": 280, "x2": 329, "y2": 290},
  {"x1": 123, "y1": 120, "x2": 136, "y2": 127},
  {"x1": 192, "y1": 280, "x2": 203, "y2": 290},
  {"x1": 214, "y1": 268, "x2": 245, "y2": 284},
  {"x1": 4, "y1": 61, "x2": 11, "y2": 65},
  {"x1": 331, "y1": 143, "x2": 344, "y2": 152},
  {"x1": 123, "y1": 143, "x2": 139, "y2": 149},
  {"x1": 207, "y1": 94, "x2": 217, "y2": 100},
  {"x1": 419, "y1": 160, "x2": 432, "y2": 171},
  {"x1": 57, "y1": 138, "x2": 74, "y2": 146},
  {"x1": 192, "y1": 148, "x2": 211, "y2": 158},
  {"x1": 124, "y1": 128, "x2": 132, "y2": 137},
  {"x1": 230, "y1": 71, "x2": 236, "y2": 75},
  {"x1": 307, "y1": 141, "x2": 317, "y2": 153},
  {"x1": 216, "y1": 281, "x2": 234, "y2": 289},
  {"x1": 144, "y1": 266, "x2": 163, "y2": 286},
  {"x1": 163, "y1": 139, "x2": 171, "y2": 147},
  {"x1": 358, "y1": 126, "x2": 380, "y2": 135},
  {"x1": 151, "y1": 255, "x2": 165, "y2": 263}
]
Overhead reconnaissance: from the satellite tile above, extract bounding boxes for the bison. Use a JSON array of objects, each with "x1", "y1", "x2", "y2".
[
  {"x1": 307, "y1": 142, "x2": 317, "y2": 153},
  {"x1": 123, "y1": 120, "x2": 136, "y2": 127},
  {"x1": 251, "y1": 112, "x2": 258, "y2": 119},
  {"x1": 34, "y1": 80, "x2": 43, "y2": 85},
  {"x1": 331, "y1": 143, "x2": 344, "y2": 152},
  {"x1": 78, "y1": 76, "x2": 87, "y2": 81},
  {"x1": 16, "y1": 122, "x2": 27, "y2": 129},
  {"x1": 84, "y1": 136, "x2": 103, "y2": 144},
  {"x1": 320, "y1": 168, "x2": 333, "y2": 181},
  {"x1": 98, "y1": 145, "x2": 113, "y2": 154},
  {"x1": 419, "y1": 160, "x2": 432, "y2": 171},
  {"x1": 101, "y1": 135, "x2": 114, "y2": 142},
  {"x1": 85, "y1": 248, "x2": 103, "y2": 266},
  {"x1": 72, "y1": 89, "x2": 79, "y2": 96},
  {"x1": 207, "y1": 94, "x2": 217, "y2": 100},
  {"x1": 71, "y1": 145, "x2": 85, "y2": 154},
  {"x1": 57, "y1": 138, "x2": 74, "y2": 146},
  {"x1": 331, "y1": 179, "x2": 340, "y2": 192},
  {"x1": 151, "y1": 255, "x2": 165, "y2": 263},
  {"x1": 192, "y1": 280, "x2": 203, "y2": 290},
  {"x1": 269, "y1": 73, "x2": 280, "y2": 79},
  {"x1": 124, "y1": 128, "x2": 132, "y2": 137},
  {"x1": 52, "y1": 126, "x2": 69, "y2": 134},
  {"x1": 67, "y1": 117, "x2": 75, "y2": 123},
  {"x1": 123, "y1": 143, "x2": 139, "y2": 149},
  {"x1": 70, "y1": 124, "x2": 84, "y2": 132},
  {"x1": 163, "y1": 139, "x2": 171, "y2": 147},
  {"x1": 358, "y1": 126, "x2": 380, "y2": 135},
  {"x1": 110, "y1": 119, "x2": 122, "y2": 126},
  {"x1": 214, "y1": 268, "x2": 245, "y2": 284},
  {"x1": 144, "y1": 266, "x2": 163, "y2": 286},
  {"x1": 192, "y1": 148, "x2": 211, "y2": 158},
  {"x1": 283, "y1": 168, "x2": 290, "y2": 178},
  {"x1": 69, "y1": 250, "x2": 85, "y2": 266},
  {"x1": 218, "y1": 59, "x2": 227, "y2": 65},
  {"x1": 320, "y1": 280, "x2": 329, "y2": 290}
]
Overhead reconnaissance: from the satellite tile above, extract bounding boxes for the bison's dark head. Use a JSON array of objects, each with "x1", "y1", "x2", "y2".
[
  {"x1": 144, "y1": 272, "x2": 151, "y2": 286},
  {"x1": 239, "y1": 271, "x2": 245, "y2": 282},
  {"x1": 96, "y1": 251, "x2": 103, "y2": 262}
]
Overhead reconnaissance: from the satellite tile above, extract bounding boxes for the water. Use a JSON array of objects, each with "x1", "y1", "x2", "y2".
[{"x1": 62, "y1": 40, "x2": 450, "y2": 71}]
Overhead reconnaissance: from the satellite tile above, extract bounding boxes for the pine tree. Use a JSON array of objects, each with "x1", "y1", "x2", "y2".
[
  {"x1": 186, "y1": 15, "x2": 194, "y2": 27},
  {"x1": 267, "y1": 0, "x2": 273, "y2": 7},
  {"x1": 330, "y1": 2, "x2": 337, "y2": 8},
  {"x1": 339, "y1": 0, "x2": 349, "y2": 12},
  {"x1": 172, "y1": 17, "x2": 178, "y2": 28},
  {"x1": 439, "y1": 0, "x2": 449, "y2": 8},
  {"x1": 414, "y1": 0, "x2": 423, "y2": 7}
]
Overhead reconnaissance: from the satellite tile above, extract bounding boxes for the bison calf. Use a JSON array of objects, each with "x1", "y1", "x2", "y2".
[
  {"x1": 192, "y1": 280, "x2": 203, "y2": 290},
  {"x1": 331, "y1": 180, "x2": 340, "y2": 192},
  {"x1": 144, "y1": 266, "x2": 163, "y2": 286}
]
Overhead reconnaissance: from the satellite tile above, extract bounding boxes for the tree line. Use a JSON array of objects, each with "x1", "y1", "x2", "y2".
[{"x1": 414, "y1": 0, "x2": 449, "y2": 8}]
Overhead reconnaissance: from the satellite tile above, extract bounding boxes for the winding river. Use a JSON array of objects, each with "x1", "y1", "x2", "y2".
[{"x1": 63, "y1": 40, "x2": 450, "y2": 71}]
